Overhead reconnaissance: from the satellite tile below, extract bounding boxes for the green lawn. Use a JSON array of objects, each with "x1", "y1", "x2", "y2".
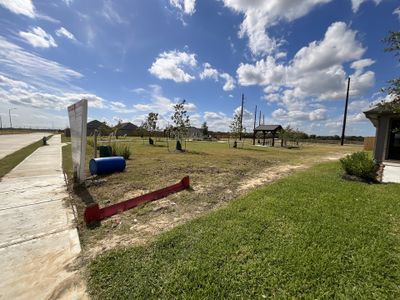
[
  {"x1": 0, "y1": 137, "x2": 50, "y2": 179},
  {"x1": 88, "y1": 161, "x2": 400, "y2": 299}
]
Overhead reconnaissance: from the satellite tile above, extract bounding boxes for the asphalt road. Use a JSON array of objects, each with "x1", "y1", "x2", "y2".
[{"x1": 0, "y1": 133, "x2": 49, "y2": 160}]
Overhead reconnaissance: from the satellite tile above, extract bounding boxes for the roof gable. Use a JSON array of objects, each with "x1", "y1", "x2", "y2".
[{"x1": 254, "y1": 125, "x2": 283, "y2": 131}]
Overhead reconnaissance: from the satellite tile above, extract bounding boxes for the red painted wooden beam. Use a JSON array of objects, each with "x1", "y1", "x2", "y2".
[{"x1": 84, "y1": 176, "x2": 190, "y2": 224}]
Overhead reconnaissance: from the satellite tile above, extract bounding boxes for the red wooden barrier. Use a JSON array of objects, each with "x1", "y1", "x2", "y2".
[{"x1": 84, "y1": 176, "x2": 190, "y2": 224}]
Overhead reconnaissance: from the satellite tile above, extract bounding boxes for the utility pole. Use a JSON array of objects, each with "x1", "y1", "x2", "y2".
[
  {"x1": 253, "y1": 105, "x2": 257, "y2": 145},
  {"x1": 259, "y1": 110, "x2": 261, "y2": 126},
  {"x1": 239, "y1": 93, "x2": 244, "y2": 141},
  {"x1": 341, "y1": 77, "x2": 351, "y2": 146}
]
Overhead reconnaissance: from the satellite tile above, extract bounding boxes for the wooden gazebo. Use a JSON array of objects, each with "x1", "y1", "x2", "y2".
[{"x1": 253, "y1": 125, "x2": 282, "y2": 146}]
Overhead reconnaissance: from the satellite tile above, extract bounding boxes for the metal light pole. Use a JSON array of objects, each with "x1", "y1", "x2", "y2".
[{"x1": 9, "y1": 108, "x2": 16, "y2": 128}]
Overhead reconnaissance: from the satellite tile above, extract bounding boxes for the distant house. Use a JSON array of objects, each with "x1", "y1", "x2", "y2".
[
  {"x1": 117, "y1": 122, "x2": 139, "y2": 136},
  {"x1": 187, "y1": 126, "x2": 203, "y2": 140},
  {"x1": 87, "y1": 120, "x2": 110, "y2": 136}
]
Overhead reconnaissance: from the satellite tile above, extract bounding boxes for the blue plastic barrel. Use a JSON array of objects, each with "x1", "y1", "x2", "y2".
[{"x1": 89, "y1": 156, "x2": 126, "y2": 175}]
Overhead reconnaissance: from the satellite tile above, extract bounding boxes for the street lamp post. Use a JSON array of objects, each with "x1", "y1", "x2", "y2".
[{"x1": 9, "y1": 108, "x2": 16, "y2": 128}]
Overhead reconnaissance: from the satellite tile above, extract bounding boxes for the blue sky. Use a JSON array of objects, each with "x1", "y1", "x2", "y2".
[{"x1": 0, "y1": 0, "x2": 399, "y2": 135}]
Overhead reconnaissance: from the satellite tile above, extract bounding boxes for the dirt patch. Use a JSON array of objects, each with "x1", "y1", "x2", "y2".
[{"x1": 238, "y1": 164, "x2": 306, "y2": 191}]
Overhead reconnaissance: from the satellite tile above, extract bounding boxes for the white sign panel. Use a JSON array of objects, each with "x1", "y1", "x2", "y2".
[{"x1": 68, "y1": 99, "x2": 88, "y2": 183}]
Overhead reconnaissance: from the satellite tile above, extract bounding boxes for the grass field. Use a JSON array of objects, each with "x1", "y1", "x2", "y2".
[
  {"x1": 0, "y1": 137, "x2": 51, "y2": 179},
  {"x1": 62, "y1": 136, "x2": 361, "y2": 256},
  {"x1": 88, "y1": 161, "x2": 400, "y2": 299}
]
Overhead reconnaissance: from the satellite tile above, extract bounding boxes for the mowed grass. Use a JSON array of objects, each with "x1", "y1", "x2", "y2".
[
  {"x1": 0, "y1": 138, "x2": 49, "y2": 179},
  {"x1": 88, "y1": 161, "x2": 400, "y2": 299}
]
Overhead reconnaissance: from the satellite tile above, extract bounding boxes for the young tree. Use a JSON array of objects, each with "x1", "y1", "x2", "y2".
[
  {"x1": 380, "y1": 31, "x2": 400, "y2": 112},
  {"x1": 171, "y1": 99, "x2": 190, "y2": 151},
  {"x1": 201, "y1": 121, "x2": 209, "y2": 138},
  {"x1": 143, "y1": 112, "x2": 159, "y2": 144},
  {"x1": 230, "y1": 111, "x2": 242, "y2": 147}
]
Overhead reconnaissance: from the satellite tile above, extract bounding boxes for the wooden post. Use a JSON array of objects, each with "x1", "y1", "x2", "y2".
[
  {"x1": 263, "y1": 131, "x2": 266, "y2": 145},
  {"x1": 93, "y1": 129, "x2": 97, "y2": 158},
  {"x1": 341, "y1": 77, "x2": 351, "y2": 146},
  {"x1": 253, "y1": 105, "x2": 257, "y2": 145},
  {"x1": 272, "y1": 132, "x2": 275, "y2": 147}
]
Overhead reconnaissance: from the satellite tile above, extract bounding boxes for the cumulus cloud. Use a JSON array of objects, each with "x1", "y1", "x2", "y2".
[
  {"x1": 169, "y1": 0, "x2": 196, "y2": 15},
  {"x1": 0, "y1": 0, "x2": 35, "y2": 18},
  {"x1": 199, "y1": 63, "x2": 219, "y2": 81},
  {"x1": 222, "y1": 0, "x2": 332, "y2": 56},
  {"x1": 237, "y1": 22, "x2": 375, "y2": 102},
  {"x1": 55, "y1": 27, "x2": 76, "y2": 40},
  {"x1": 149, "y1": 50, "x2": 197, "y2": 82},
  {"x1": 200, "y1": 62, "x2": 236, "y2": 91},
  {"x1": 19, "y1": 26, "x2": 57, "y2": 48},
  {"x1": 220, "y1": 73, "x2": 235, "y2": 91}
]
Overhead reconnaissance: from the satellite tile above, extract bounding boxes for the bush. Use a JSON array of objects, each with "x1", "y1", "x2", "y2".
[
  {"x1": 340, "y1": 152, "x2": 378, "y2": 182},
  {"x1": 111, "y1": 143, "x2": 131, "y2": 160}
]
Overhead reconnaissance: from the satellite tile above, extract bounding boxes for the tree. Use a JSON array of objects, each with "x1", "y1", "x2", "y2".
[
  {"x1": 201, "y1": 122, "x2": 209, "y2": 137},
  {"x1": 380, "y1": 31, "x2": 400, "y2": 112},
  {"x1": 230, "y1": 111, "x2": 242, "y2": 145},
  {"x1": 171, "y1": 100, "x2": 190, "y2": 150},
  {"x1": 143, "y1": 112, "x2": 158, "y2": 144}
]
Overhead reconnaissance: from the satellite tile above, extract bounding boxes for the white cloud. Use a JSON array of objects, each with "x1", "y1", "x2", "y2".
[
  {"x1": 220, "y1": 73, "x2": 235, "y2": 91},
  {"x1": 0, "y1": 0, "x2": 35, "y2": 18},
  {"x1": 19, "y1": 27, "x2": 57, "y2": 48},
  {"x1": 200, "y1": 62, "x2": 236, "y2": 91},
  {"x1": 149, "y1": 50, "x2": 197, "y2": 82},
  {"x1": 0, "y1": 75, "x2": 105, "y2": 110},
  {"x1": 222, "y1": 0, "x2": 332, "y2": 56},
  {"x1": 394, "y1": 7, "x2": 400, "y2": 19},
  {"x1": 348, "y1": 99, "x2": 371, "y2": 113},
  {"x1": 351, "y1": 0, "x2": 381, "y2": 13},
  {"x1": 351, "y1": 58, "x2": 375, "y2": 71},
  {"x1": 0, "y1": 36, "x2": 81, "y2": 90},
  {"x1": 292, "y1": 22, "x2": 365, "y2": 73},
  {"x1": 237, "y1": 22, "x2": 374, "y2": 102},
  {"x1": 169, "y1": 0, "x2": 196, "y2": 15},
  {"x1": 199, "y1": 63, "x2": 219, "y2": 81},
  {"x1": 55, "y1": 27, "x2": 76, "y2": 40},
  {"x1": 203, "y1": 111, "x2": 231, "y2": 131},
  {"x1": 131, "y1": 85, "x2": 197, "y2": 118}
]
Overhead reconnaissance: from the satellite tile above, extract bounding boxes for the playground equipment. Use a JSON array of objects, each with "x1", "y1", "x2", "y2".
[{"x1": 84, "y1": 176, "x2": 190, "y2": 224}]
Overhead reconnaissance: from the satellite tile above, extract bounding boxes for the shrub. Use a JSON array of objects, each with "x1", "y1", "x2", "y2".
[
  {"x1": 340, "y1": 151, "x2": 378, "y2": 182},
  {"x1": 111, "y1": 143, "x2": 132, "y2": 160}
]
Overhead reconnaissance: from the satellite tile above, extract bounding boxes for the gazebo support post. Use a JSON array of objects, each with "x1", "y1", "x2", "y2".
[
  {"x1": 272, "y1": 132, "x2": 275, "y2": 147},
  {"x1": 263, "y1": 131, "x2": 266, "y2": 146}
]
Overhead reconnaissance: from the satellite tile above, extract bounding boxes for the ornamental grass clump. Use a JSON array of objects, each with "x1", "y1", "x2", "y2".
[{"x1": 340, "y1": 151, "x2": 379, "y2": 182}]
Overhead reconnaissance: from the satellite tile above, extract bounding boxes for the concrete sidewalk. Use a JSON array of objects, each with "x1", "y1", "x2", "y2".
[
  {"x1": 0, "y1": 135, "x2": 86, "y2": 299},
  {"x1": 0, "y1": 133, "x2": 49, "y2": 160}
]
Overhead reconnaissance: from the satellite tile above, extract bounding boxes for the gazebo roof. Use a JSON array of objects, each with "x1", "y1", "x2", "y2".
[{"x1": 254, "y1": 125, "x2": 282, "y2": 132}]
